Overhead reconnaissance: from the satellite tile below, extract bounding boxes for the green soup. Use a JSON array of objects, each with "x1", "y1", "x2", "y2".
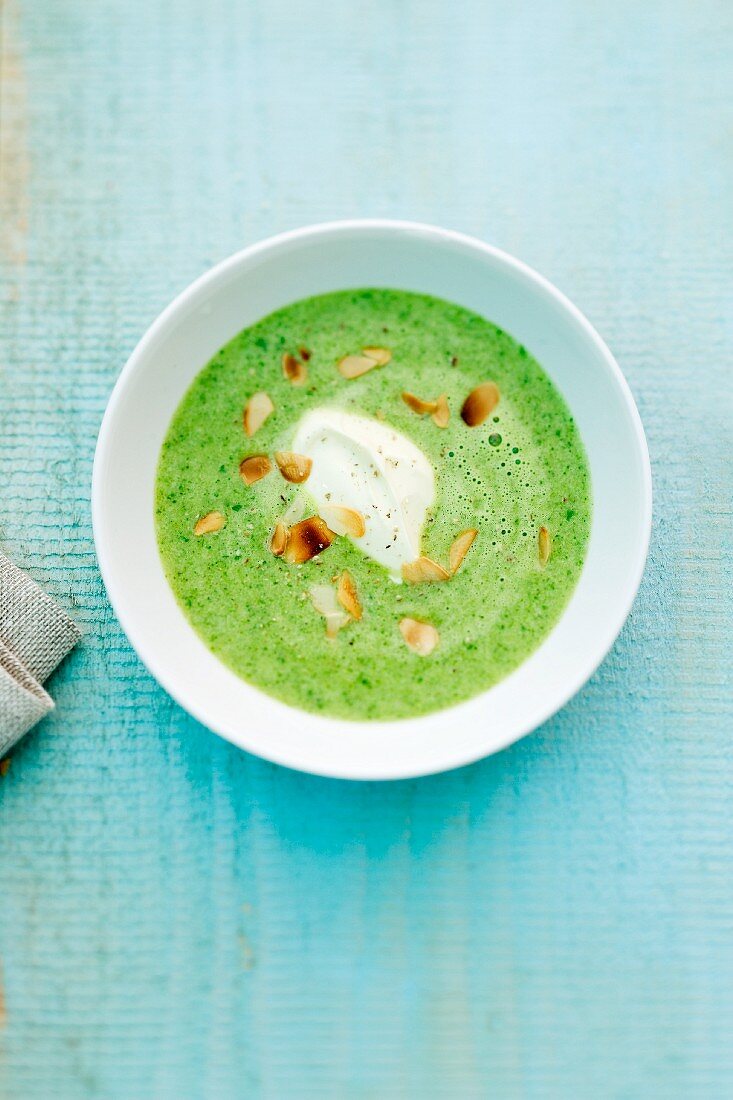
[{"x1": 155, "y1": 289, "x2": 591, "y2": 720}]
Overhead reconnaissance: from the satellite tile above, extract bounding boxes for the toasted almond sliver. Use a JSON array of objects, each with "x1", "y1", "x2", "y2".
[
  {"x1": 449, "y1": 528, "x2": 478, "y2": 574},
  {"x1": 320, "y1": 504, "x2": 366, "y2": 538},
  {"x1": 310, "y1": 584, "x2": 351, "y2": 639},
  {"x1": 538, "y1": 526, "x2": 551, "y2": 567},
  {"x1": 299, "y1": 346, "x2": 312, "y2": 361},
  {"x1": 275, "y1": 451, "x2": 313, "y2": 484},
  {"x1": 362, "y1": 346, "x2": 392, "y2": 366},
  {"x1": 282, "y1": 352, "x2": 308, "y2": 386},
  {"x1": 338, "y1": 354, "x2": 383, "y2": 380},
  {"x1": 431, "y1": 393, "x2": 450, "y2": 428},
  {"x1": 401, "y1": 556, "x2": 451, "y2": 584},
  {"x1": 402, "y1": 391, "x2": 438, "y2": 416},
  {"x1": 337, "y1": 570, "x2": 362, "y2": 620},
  {"x1": 283, "y1": 517, "x2": 335, "y2": 564},
  {"x1": 239, "y1": 454, "x2": 273, "y2": 485},
  {"x1": 243, "y1": 391, "x2": 274, "y2": 436},
  {"x1": 194, "y1": 510, "x2": 226, "y2": 536},
  {"x1": 399, "y1": 617, "x2": 440, "y2": 656},
  {"x1": 269, "y1": 522, "x2": 288, "y2": 557},
  {"x1": 460, "y1": 382, "x2": 500, "y2": 427}
]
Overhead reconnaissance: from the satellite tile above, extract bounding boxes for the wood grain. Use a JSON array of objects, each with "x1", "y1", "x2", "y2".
[{"x1": 1, "y1": 0, "x2": 731, "y2": 1096}]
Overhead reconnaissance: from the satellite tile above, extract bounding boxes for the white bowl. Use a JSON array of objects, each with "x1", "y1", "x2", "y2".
[{"x1": 93, "y1": 220, "x2": 651, "y2": 780}]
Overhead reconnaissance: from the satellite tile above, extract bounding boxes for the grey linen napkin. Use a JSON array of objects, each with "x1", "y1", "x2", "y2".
[{"x1": 0, "y1": 551, "x2": 81, "y2": 755}]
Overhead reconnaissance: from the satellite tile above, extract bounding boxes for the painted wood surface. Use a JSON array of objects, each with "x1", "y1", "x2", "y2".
[{"x1": 1, "y1": 1, "x2": 731, "y2": 1096}]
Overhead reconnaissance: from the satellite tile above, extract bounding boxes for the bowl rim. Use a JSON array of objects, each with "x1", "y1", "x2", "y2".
[{"x1": 92, "y1": 218, "x2": 652, "y2": 779}]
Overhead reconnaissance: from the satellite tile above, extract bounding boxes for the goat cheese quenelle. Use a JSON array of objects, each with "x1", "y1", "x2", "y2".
[{"x1": 155, "y1": 289, "x2": 591, "y2": 720}]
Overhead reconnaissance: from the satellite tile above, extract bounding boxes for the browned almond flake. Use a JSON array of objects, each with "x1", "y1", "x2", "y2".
[
  {"x1": 402, "y1": 391, "x2": 438, "y2": 416},
  {"x1": 338, "y1": 354, "x2": 383, "y2": 380},
  {"x1": 538, "y1": 526, "x2": 552, "y2": 567},
  {"x1": 193, "y1": 510, "x2": 226, "y2": 536},
  {"x1": 321, "y1": 504, "x2": 366, "y2": 538},
  {"x1": 431, "y1": 393, "x2": 450, "y2": 428},
  {"x1": 362, "y1": 346, "x2": 392, "y2": 366},
  {"x1": 275, "y1": 451, "x2": 313, "y2": 484},
  {"x1": 401, "y1": 556, "x2": 451, "y2": 584},
  {"x1": 299, "y1": 346, "x2": 312, "y2": 361},
  {"x1": 399, "y1": 617, "x2": 440, "y2": 656},
  {"x1": 460, "y1": 382, "x2": 500, "y2": 427},
  {"x1": 239, "y1": 454, "x2": 272, "y2": 485},
  {"x1": 283, "y1": 517, "x2": 335, "y2": 563},
  {"x1": 243, "y1": 391, "x2": 274, "y2": 436},
  {"x1": 449, "y1": 528, "x2": 478, "y2": 573},
  {"x1": 282, "y1": 352, "x2": 308, "y2": 385},
  {"x1": 269, "y1": 522, "x2": 288, "y2": 557},
  {"x1": 337, "y1": 570, "x2": 362, "y2": 620}
]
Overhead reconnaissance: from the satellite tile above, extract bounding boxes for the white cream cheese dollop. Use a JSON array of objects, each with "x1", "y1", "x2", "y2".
[{"x1": 291, "y1": 407, "x2": 435, "y2": 577}]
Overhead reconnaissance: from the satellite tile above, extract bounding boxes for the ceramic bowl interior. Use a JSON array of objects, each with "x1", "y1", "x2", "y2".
[{"x1": 92, "y1": 221, "x2": 651, "y2": 779}]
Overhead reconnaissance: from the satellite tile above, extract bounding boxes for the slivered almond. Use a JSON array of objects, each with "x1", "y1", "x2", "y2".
[
  {"x1": 325, "y1": 617, "x2": 348, "y2": 640},
  {"x1": 401, "y1": 556, "x2": 451, "y2": 584},
  {"x1": 310, "y1": 584, "x2": 351, "y2": 639},
  {"x1": 282, "y1": 352, "x2": 308, "y2": 385},
  {"x1": 399, "y1": 618, "x2": 440, "y2": 656},
  {"x1": 432, "y1": 393, "x2": 450, "y2": 428},
  {"x1": 239, "y1": 454, "x2": 272, "y2": 485},
  {"x1": 282, "y1": 493, "x2": 306, "y2": 525},
  {"x1": 283, "y1": 516, "x2": 334, "y2": 563},
  {"x1": 402, "y1": 391, "x2": 438, "y2": 416},
  {"x1": 460, "y1": 382, "x2": 500, "y2": 427},
  {"x1": 362, "y1": 346, "x2": 392, "y2": 366},
  {"x1": 275, "y1": 451, "x2": 312, "y2": 484},
  {"x1": 320, "y1": 504, "x2": 366, "y2": 538},
  {"x1": 243, "y1": 391, "x2": 274, "y2": 436},
  {"x1": 269, "y1": 522, "x2": 288, "y2": 557},
  {"x1": 337, "y1": 570, "x2": 362, "y2": 620},
  {"x1": 299, "y1": 346, "x2": 312, "y2": 361},
  {"x1": 194, "y1": 511, "x2": 226, "y2": 536},
  {"x1": 538, "y1": 526, "x2": 551, "y2": 567},
  {"x1": 338, "y1": 354, "x2": 383, "y2": 380},
  {"x1": 449, "y1": 528, "x2": 478, "y2": 573}
]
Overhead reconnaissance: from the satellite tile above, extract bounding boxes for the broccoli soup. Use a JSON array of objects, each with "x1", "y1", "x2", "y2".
[{"x1": 155, "y1": 289, "x2": 591, "y2": 720}]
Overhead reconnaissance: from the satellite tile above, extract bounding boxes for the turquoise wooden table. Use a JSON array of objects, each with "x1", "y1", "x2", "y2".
[{"x1": 1, "y1": 1, "x2": 731, "y2": 1096}]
